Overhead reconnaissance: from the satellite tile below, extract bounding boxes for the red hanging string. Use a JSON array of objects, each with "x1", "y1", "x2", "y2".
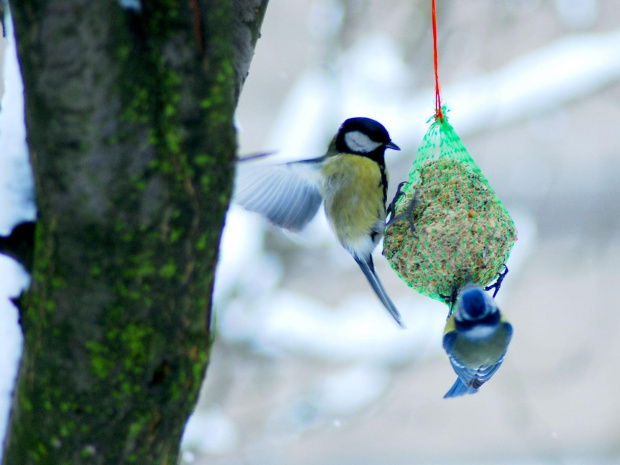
[{"x1": 432, "y1": 0, "x2": 444, "y2": 121}]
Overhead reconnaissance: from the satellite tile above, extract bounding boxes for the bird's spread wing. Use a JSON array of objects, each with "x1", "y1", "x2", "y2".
[{"x1": 234, "y1": 160, "x2": 324, "y2": 232}]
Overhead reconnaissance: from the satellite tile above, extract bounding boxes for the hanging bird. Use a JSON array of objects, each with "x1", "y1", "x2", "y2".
[
  {"x1": 443, "y1": 283, "x2": 513, "y2": 398},
  {"x1": 235, "y1": 117, "x2": 403, "y2": 327}
]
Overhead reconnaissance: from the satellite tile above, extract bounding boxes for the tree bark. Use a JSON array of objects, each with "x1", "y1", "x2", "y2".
[{"x1": 2, "y1": 0, "x2": 268, "y2": 463}]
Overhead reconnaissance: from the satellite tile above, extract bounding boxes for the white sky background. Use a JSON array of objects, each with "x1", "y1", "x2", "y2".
[{"x1": 1, "y1": 0, "x2": 620, "y2": 464}]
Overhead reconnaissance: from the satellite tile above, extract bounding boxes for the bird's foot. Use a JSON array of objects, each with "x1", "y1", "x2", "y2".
[
  {"x1": 439, "y1": 283, "x2": 462, "y2": 319},
  {"x1": 386, "y1": 181, "x2": 407, "y2": 223},
  {"x1": 484, "y1": 264, "x2": 509, "y2": 298},
  {"x1": 386, "y1": 182, "x2": 419, "y2": 236}
]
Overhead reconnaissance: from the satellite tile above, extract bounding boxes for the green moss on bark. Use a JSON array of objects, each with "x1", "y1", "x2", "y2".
[{"x1": 3, "y1": 0, "x2": 247, "y2": 463}]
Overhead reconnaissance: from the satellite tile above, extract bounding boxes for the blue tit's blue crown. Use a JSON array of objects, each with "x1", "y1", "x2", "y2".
[{"x1": 461, "y1": 288, "x2": 487, "y2": 319}]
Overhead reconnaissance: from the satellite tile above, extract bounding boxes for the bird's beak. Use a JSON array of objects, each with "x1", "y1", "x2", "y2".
[{"x1": 385, "y1": 141, "x2": 400, "y2": 151}]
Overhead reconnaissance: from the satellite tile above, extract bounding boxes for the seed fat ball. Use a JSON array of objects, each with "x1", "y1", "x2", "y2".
[{"x1": 383, "y1": 126, "x2": 517, "y2": 304}]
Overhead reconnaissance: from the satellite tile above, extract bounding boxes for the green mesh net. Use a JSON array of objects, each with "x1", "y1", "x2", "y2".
[{"x1": 383, "y1": 111, "x2": 517, "y2": 304}]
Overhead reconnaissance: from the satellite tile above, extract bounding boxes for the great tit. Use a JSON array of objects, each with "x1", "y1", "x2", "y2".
[
  {"x1": 443, "y1": 283, "x2": 512, "y2": 398},
  {"x1": 235, "y1": 117, "x2": 403, "y2": 327}
]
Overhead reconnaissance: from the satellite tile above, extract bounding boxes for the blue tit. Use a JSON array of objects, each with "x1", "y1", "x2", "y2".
[
  {"x1": 442, "y1": 283, "x2": 512, "y2": 398},
  {"x1": 235, "y1": 117, "x2": 403, "y2": 327}
]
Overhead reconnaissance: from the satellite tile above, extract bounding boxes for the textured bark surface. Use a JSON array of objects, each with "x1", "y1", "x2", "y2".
[{"x1": 2, "y1": 0, "x2": 268, "y2": 463}]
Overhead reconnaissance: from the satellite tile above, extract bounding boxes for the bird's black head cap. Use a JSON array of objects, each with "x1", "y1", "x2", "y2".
[{"x1": 335, "y1": 117, "x2": 399, "y2": 158}]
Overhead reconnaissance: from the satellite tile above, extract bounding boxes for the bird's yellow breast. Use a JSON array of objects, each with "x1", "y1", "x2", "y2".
[{"x1": 320, "y1": 154, "x2": 386, "y2": 245}]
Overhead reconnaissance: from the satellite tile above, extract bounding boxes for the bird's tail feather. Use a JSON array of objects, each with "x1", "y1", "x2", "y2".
[
  {"x1": 443, "y1": 378, "x2": 479, "y2": 398},
  {"x1": 354, "y1": 256, "x2": 404, "y2": 328}
]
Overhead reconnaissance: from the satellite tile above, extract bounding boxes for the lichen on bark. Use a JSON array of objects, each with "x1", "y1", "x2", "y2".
[{"x1": 2, "y1": 0, "x2": 269, "y2": 463}]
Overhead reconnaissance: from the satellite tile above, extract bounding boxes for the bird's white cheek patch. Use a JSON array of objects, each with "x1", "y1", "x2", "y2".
[{"x1": 345, "y1": 131, "x2": 382, "y2": 154}]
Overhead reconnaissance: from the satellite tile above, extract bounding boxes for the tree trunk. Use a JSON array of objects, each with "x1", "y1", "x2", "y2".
[{"x1": 2, "y1": 0, "x2": 268, "y2": 463}]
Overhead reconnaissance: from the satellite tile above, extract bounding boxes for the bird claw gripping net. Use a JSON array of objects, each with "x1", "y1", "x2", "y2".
[{"x1": 383, "y1": 112, "x2": 517, "y2": 305}]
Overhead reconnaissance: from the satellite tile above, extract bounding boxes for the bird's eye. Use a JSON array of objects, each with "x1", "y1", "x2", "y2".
[{"x1": 344, "y1": 130, "x2": 383, "y2": 154}]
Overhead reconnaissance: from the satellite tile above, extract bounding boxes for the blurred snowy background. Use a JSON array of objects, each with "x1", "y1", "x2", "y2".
[{"x1": 2, "y1": 0, "x2": 620, "y2": 464}]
